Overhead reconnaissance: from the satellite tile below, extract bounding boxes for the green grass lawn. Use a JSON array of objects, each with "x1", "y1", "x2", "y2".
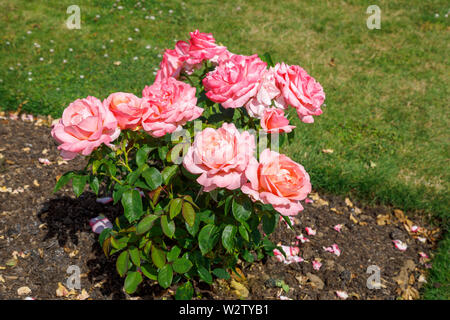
[{"x1": 1, "y1": 0, "x2": 448, "y2": 299}]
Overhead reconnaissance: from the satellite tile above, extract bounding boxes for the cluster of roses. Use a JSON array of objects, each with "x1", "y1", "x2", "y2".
[{"x1": 51, "y1": 30, "x2": 325, "y2": 216}]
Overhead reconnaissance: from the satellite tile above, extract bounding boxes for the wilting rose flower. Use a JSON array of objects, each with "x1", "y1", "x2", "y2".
[
  {"x1": 141, "y1": 77, "x2": 203, "y2": 137},
  {"x1": 51, "y1": 96, "x2": 120, "y2": 160},
  {"x1": 245, "y1": 68, "x2": 281, "y2": 118},
  {"x1": 104, "y1": 92, "x2": 144, "y2": 130},
  {"x1": 274, "y1": 63, "x2": 325, "y2": 123},
  {"x1": 155, "y1": 40, "x2": 190, "y2": 82},
  {"x1": 242, "y1": 149, "x2": 311, "y2": 216},
  {"x1": 186, "y1": 30, "x2": 227, "y2": 65},
  {"x1": 203, "y1": 54, "x2": 267, "y2": 109},
  {"x1": 260, "y1": 108, "x2": 295, "y2": 133},
  {"x1": 183, "y1": 123, "x2": 255, "y2": 192}
]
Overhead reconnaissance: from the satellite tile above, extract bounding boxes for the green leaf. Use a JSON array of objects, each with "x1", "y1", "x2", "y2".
[
  {"x1": 53, "y1": 171, "x2": 74, "y2": 193},
  {"x1": 136, "y1": 146, "x2": 154, "y2": 167},
  {"x1": 141, "y1": 263, "x2": 157, "y2": 280},
  {"x1": 169, "y1": 198, "x2": 183, "y2": 219},
  {"x1": 182, "y1": 201, "x2": 196, "y2": 227},
  {"x1": 113, "y1": 184, "x2": 128, "y2": 205},
  {"x1": 98, "y1": 228, "x2": 113, "y2": 246},
  {"x1": 128, "y1": 246, "x2": 140, "y2": 267},
  {"x1": 151, "y1": 245, "x2": 166, "y2": 269},
  {"x1": 160, "y1": 215, "x2": 175, "y2": 238},
  {"x1": 212, "y1": 268, "x2": 231, "y2": 280},
  {"x1": 161, "y1": 165, "x2": 178, "y2": 185},
  {"x1": 167, "y1": 246, "x2": 181, "y2": 262},
  {"x1": 262, "y1": 213, "x2": 277, "y2": 235},
  {"x1": 197, "y1": 265, "x2": 212, "y2": 284},
  {"x1": 222, "y1": 225, "x2": 237, "y2": 253},
  {"x1": 172, "y1": 258, "x2": 193, "y2": 274},
  {"x1": 261, "y1": 52, "x2": 275, "y2": 67},
  {"x1": 238, "y1": 225, "x2": 249, "y2": 242},
  {"x1": 136, "y1": 214, "x2": 159, "y2": 235},
  {"x1": 158, "y1": 146, "x2": 169, "y2": 162},
  {"x1": 232, "y1": 197, "x2": 252, "y2": 222},
  {"x1": 198, "y1": 224, "x2": 220, "y2": 255},
  {"x1": 89, "y1": 176, "x2": 100, "y2": 195},
  {"x1": 263, "y1": 238, "x2": 277, "y2": 252},
  {"x1": 121, "y1": 189, "x2": 143, "y2": 223},
  {"x1": 72, "y1": 174, "x2": 87, "y2": 197},
  {"x1": 124, "y1": 271, "x2": 143, "y2": 294},
  {"x1": 175, "y1": 281, "x2": 194, "y2": 300},
  {"x1": 158, "y1": 264, "x2": 173, "y2": 289},
  {"x1": 142, "y1": 167, "x2": 162, "y2": 190},
  {"x1": 224, "y1": 195, "x2": 233, "y2": 215},
  {"x1": 116, "y1": 250, "x2": 129, "y2": 277},
  {"x1": 185, "y1": 214, "x2": 200, "y2": 237},
  {"x1": 92, "y1": 160, "x2": 104, "y2": 175},
  {"x1": 242, "y1": 250, "x2": 255, "y2": 263},
  {"x1": 281, "y1": 215, "x2": 294, "y2": 230}
]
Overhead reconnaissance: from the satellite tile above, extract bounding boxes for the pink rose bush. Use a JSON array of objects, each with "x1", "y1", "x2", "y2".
[
  {"x1": 274, "y1": 63, "x2": 325, "y2": 123},
  {"x1": 51, "y1": 30, "x2": 325, "y2": 298},
  {"x1": 51, "y1": 96, "x2": 120, "y2": 160},
  {"x1": 183, "y1": 123, "x2": 255, "y2": 192},
  {"x1": 141, "y1": 77, "x2": 203, "y2": 137},
  {"x1": 104, "y1": 92, "x2": 143, "y2": 130},
  {"x1": 242, "y1": 149, "x2": 311, "y2": 216},
  {"x1": 203, "y1": 54, "x2": 267, "y2": 109}
]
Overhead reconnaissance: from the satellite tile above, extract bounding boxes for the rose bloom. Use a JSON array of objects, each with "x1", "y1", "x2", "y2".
[
  {"x1": 51, "y1": 96, "x2": 120, "y2": 160},
  {"x1": 104, "y1": 92, "x2": 143, "y2": 130},
  {"x1": 141, "y1": 77, "x2": 203, "y2": 137},
  {"x1": 183, "y1": 123, "x2": 256, "y2": 192},
  {"x1": 155, "y1": 40, "x2": 190, "y2": 82},
  {"x1": 242, "y1": 149, "x2": 311, "y2": 216},
  {"x1": 245, "y1": 68, "x2": 281, "y2": 118},
  {"x1": 203, "y1": 54, "x2": 267, "y2": 109},
  {"x1": 186, "y1": 30, "x2": 227, "y2": 65},
  {"x1": 260, "y1": 108, "x2": 295, "y2": 134},
  {"x1": 274, "y1": 63, "x2": 325, "y2": 123}
]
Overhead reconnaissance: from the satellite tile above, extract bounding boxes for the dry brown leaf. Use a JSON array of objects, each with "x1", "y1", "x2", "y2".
[
  {"x1": 76, "y1": 289, "x2": 90, "y2": 300},
  {"x1": 330, "y1": 207, "x2": 344, "y2": 215},
  {"x1": 354, "y1": 207, "x2": 362, "y2": 215},
  {"x1": 394, "y1": 209, "x2": 406, "y2": 222},
  {"x1": 349, "y1": 213, "x2": 359, "y2": 224},
  {"x1": 230, "y1": 280, "x2": 249, "y2": 298},
  {"x1": 113, "y1": 61, "x2": 122, "y2": 66},
  {"x1": 376, "y1": 214, "x2": 391, "y2": 226},
  {"x1": 345, "y1": 197, "x2": 353, "y2": 208},
  {"x1": 17, "y1": 286, "x2": 32, "y2": 296}
]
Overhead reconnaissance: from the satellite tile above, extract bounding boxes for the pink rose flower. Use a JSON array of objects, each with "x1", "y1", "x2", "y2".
[
  {"x1": 242, "y1": 149, "x2": 311, "y2": 216},
  {"x1": 155, "y1": 40, "x2": 190, "y2": 82},
  {"x1": 141, "y1": 77, "x2": 203, "y2": 138},
  {"x1": 183, "y1": 123, "x2": 256, "y2": 192},
  {"x1": 51, "y1": 96, "x2": 120, "y2": 160},
  {"x1": 274, "y1": 62, "x2": 325, "y2": 123},
  {"x1": 104, "y1": 92, "x2": 144, "y2": 130},
  {"x1": 186, "y1": 30, "x2": 227, "y2": 65},
  {"x1": 260, "y1": 108, "x2": 295, "y2": 134},
  {"x1": 245, "y1": 68, "x2": 281, "y2": 118},
  {"x1": 203, "y1": 54, "x2": 267, "y2": 109}
]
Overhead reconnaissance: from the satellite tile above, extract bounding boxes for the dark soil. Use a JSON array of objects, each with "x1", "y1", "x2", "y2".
[{"x1": 0, "y1": 117, "x2": 439, "y2": 300}]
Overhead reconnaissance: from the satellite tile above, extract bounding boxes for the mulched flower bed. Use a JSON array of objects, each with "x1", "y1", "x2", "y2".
[{"x1": 0, "y1": 116, "x2": 440, "y2": 300}]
